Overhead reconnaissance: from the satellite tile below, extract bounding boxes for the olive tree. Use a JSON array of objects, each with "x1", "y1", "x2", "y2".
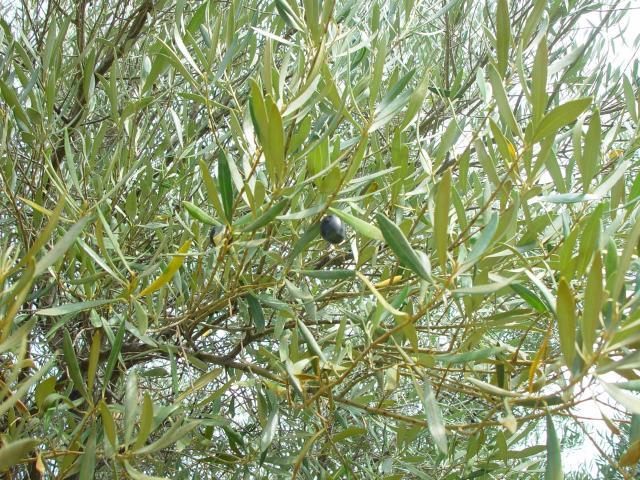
[{"x1": 1, "y1": 0, "x2": 639, "y2": 478}]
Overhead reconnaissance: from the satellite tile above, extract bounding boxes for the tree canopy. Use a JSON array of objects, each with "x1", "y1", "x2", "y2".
[{"x1": 1, "y1": 0, "x2": 640, "y2": 478}]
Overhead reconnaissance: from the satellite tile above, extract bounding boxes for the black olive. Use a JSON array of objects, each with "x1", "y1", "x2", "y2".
[{"x1": 320, "y1": 215, "x2": 346, "y2": 244}]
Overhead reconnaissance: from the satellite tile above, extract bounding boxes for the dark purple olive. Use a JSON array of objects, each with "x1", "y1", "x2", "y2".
[{"x1": 320, "y1": 215, "x2": 346, "y2": 244}]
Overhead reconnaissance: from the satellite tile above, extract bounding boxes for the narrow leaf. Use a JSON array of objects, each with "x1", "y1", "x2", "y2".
[
  {"x1": 218, "y1": 151, "x2": 234, "y2": 223},
  {"x1": 35, "y1": 215, "x2": 93, "y2": 276},
  {"x1": 328, "y1": 207, "x2": 383, "y2": 242},
  {"x1": 37, "y1": 299, "x2": 114, "y2": 316},
  {"x1": 422, "y1": 380, "x2": 448, "y2": 454},
  {"x1": 183, "y1": 201, "x2": 218, "y2": 225},
  {"x1": 260, "y1": 408, "x2": 279, "y2": 452},
  {"x1": 139, "y1": 240, "x2": 192, "y2": 297},
  {"x1": 357, "y1": 271, "x2": 409, "y2": 318},
  {"x1": 0, "y1": 439, "x2": 39, "y2": 472},
  {"x1": 545, "y1": 414, "x2": 563, "y2": 480},
  {"x1": 62, "y1": 329, "x2": 88, "y2": 401},
  {"x1": 376, "y1": 213, "x2": 431, "y2": 280},
  {"x1": 531, "y1": 98, "x2": 592, "y2": 143},
  {"x1": 556, "y1": 278, "x2": 576, "y2": 370},
  {"x1": 495, "y1": 0, "x2": 510, "y2": 77},
  {"x1": 434, "y1": 169, "x2": 451, "y2": 267}
]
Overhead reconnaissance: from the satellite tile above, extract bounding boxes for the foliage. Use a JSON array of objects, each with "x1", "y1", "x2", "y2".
[{"x1": 1, "y1": 0, "x2": 640, "y2": 478}]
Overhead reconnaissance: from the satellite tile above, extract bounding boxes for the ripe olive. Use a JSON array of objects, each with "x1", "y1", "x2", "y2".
[{"x1": 320, "y1": 215, "x2": 346, "y2": 244}]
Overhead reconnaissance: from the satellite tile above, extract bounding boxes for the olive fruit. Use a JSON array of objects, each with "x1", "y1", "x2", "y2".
[{"x1": 320, "y1": 215, "x2": 346, "y2": 244}]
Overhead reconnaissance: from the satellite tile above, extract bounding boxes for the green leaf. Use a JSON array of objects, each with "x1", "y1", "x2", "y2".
[
  {"x1": 328, "y1": 207, "x2": 383, "y2": 241},
  {"x1": 249, "y1": 80, "x2": 285, "y2": 184},
  {"x1": 582, "y1": 253, "x2": 602, "y2": 356},
  {"x1": 183, "y1": 201, "x2": 218, "y2": 225},
  {"x1": 576, "y1": 204, "x2": 602, "y2": 276},
  {"x1": 79, "y1": 427, "x2": 96, "y2": 479},
  {"x1": 259, "y1": 407, "x2": 279, "y2": 452},
  {"x1": 434, "y1": 120, "x2": 462, "y2": 168},
  {"x1": 370, "y1": 70, "x2": 416, "y2": 132},
  {"x1": 454, "y1": 274, "x2": 516, "y2": 294},
  {"x1": 525, "y1": 271, "x2": 556, "y2": 314},
  {"x1": 283, "y1": 74, "x2": 321, "y2": 116},
  {"x1": 34, "y1": 215, "x2": 94, "y2": 276},
  {"x1": 369, "y1": 37, "x2": 388, "y2": 112},
  {"x1": 434, "y1": 169, "x2": 451, "y2": 267},
  {"x1": 102, "y1": 320, "x2": 125, "y2": 394},
  {"x1": 246, "y1": 294, "x2": 265, "y2": 332},
  {"x1": 15, "y1": 197, "x2": 65, "y2": 269},
  {"x1": 135, "y1": 420, "x2": 202, "y2": 455},
  {"x1": 37, "y1": 299, "x2": 114, "y2": 316},
  {"x1": 421, "y1": 380, "x2": 448, "y2": 454},
  {"x1": 297, "y1": 319, "x2": 327, "y2": 362},
  {"x1": 62, "y1": 328, "x2": 89, "y2": 401},
  {"x1": 287, "y1": 223, "x2": 320, "y2": 264},
  {"x1": 134, "y1": 393, "x2": 155, "y2": 450},
  {"x1": 400, "y1": 72, "x2": 430, "y2": 130},
  {"x1": 124, "y1": 371, "x2": 139, "y2": 444},
  {"x1": 521, "y1": 0, "x2": 546, "y2": 46},
  {"x1": 175, "y1": 368, "x2": 222, "y2": 403},
  {"x1": 435, "y1": 346, "x2": 505, "y2": 364},
  {"x1": 264, "y1": 96, "x2": 285, "y2": 183},
  {"x1": 97, "y1": 208, "x2": 132, "y2": 273},
  {"x1": 139, "y1": 240, "x2": 191, "y2": 297},
  {"x1": 331, "y1": 427, "x2": 367, "y2": 443},
  {"x1": 199, "y1": 159, "x2": 226, "y2": 222},
  {"x1": 249, "y1": 79, "x2": 268, "y2": 137},
  {"x1": 35, "y1": 376, "x2": 56, "y2": 410},
  {"x1": 464, "y1": 212, "x2": 499, "y2": 266},
  {"x1": 173, "y1": 24, "x2": 203, "y2": 77},
  {"x1": 556, "y1": 278, "x2": 576, "y2": 370},
  {"x1": 278, "y1": 204, "x2": 327, "y2": 221},
  {"x1": 623, "y1": 74, "x2": 638, "y2": 122},
  {"x1": 580, "y1": 109, "x2": 600, "y2": 191},
  {"x1": 0, "y1": 79, "x2": 31, "y2": 128},
  {"x1": 242, "y1": 198, "x2": 290, "y2": 232},
  {"x1": 531, "y1": 97, "x2": 592, "y2": 143},
  {"x1": 218, "y1": 150, "x2": 234, "y2": 223},
  {"x1": 611, "y1": 212, "x2": 640, "y2": 303},
  {"x1": 274, "y1": 0, "x2": 305, "y2": 31},
  {"x1": 600, "y1": 381, "x2": 640, "y2": 415},
  {"x1": 124, "y1": 461, "x2": 170, "y2": 480},
  {"x1": 487, "y1": 64, "x2": 521, "y2": 137},
  {"x1": 545, "y1": 414, "x2": 563, "y2": 480},
  {"x1": 467, "y1": 377, "x2": 519, "y2": 397},
  {"x1": 0, "y1": 438, "x2": 39, "y2": 472},
  {"x1": 376, "y1": 213, "x2": 431, "y2": 281},
  {"x1": 475, "y1": 139, "x2": 500, "y2": 185},
  {"x1": 495, "y1": 0, "x2": 510, "y2": 78},
  {"x1": 531, "y1": 37, "x2": 548, "y2": 126},
  {"x1": 0, "y1": 359, "x2": 54, "y2": 418},
  {"x1": 511, "y1": 284, "x2": 547, "y2": 313},
  {"x1": 133, "y1": 298, "x2": 148, "y2": 335},
  {"x1": 87, "y1": 330, "x2": 102, "y2": 398},
  {"x1": 531, "y1": 192, "x2": 598, "y2": 204},
  {"x1": 99, "y1": 400, "x2": 118, "y2": 449}
]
